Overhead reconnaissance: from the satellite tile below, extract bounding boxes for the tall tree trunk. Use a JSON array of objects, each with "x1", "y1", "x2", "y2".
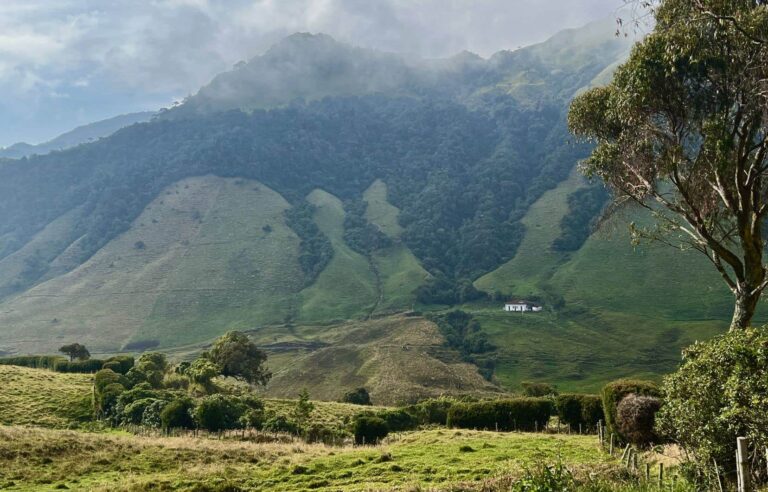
[{"x1": 731, "y1": 286, "x2": 761, "y2": 330}]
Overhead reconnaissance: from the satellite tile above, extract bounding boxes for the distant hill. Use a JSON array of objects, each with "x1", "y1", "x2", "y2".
[
  {"x1": 0, "y1": 21, "x2": 739, "y2": 394},
  {"x1": 0, "y1": 112, "x2": 155, "y2": 159}
]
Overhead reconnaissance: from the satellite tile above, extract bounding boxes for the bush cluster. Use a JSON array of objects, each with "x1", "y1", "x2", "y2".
[
  {"x1": 601, "y1": 379, "x2": 659, "y2": 439},
  {"x1": 353, "y1": 416, "x2": 389, "y2": 445},
  {"x1": 554, "y1": 394, "x2": 603, "y2": 428},
  {"x1": 446, "y1": 398, "x2": 553, "y2": 431},
  {"x1": 0, "y1": 354, "x2": 134, "y2": 374},
  {"x1": 656, "y1": 328, "x2": 768, "y2": 485}
]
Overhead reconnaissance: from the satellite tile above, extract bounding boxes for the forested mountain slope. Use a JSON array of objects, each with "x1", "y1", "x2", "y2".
[{"x1": 0, "y1": 20, "x2": 731, "y2": 393}]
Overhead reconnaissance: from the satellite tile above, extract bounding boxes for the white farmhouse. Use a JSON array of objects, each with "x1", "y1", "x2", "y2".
[{"x1": 504, "y1": 300, "x2": 543, "y2": 312}]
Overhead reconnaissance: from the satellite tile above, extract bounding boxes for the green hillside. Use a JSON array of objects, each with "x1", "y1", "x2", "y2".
[
  {"x1": 0, "y1": 365, "x2": 92, "y2": 428},
  {"x1": 470, "y1": 169, "x2": 759, "y2": 392}
]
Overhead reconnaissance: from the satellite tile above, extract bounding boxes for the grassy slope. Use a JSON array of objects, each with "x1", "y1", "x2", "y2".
[
  {"x1": 254, "y1": 315, "x2": 501, "y2": 405},
  {"x1": 297, "y1": 189, "x2": 378, "y2": 323},
  {"x1": 0, "y1": 426, "x2": 610, "y2": 491},
  {"x1": 363, "y1": 180, "x2": 430, "y2": 314},
  {"x1": 0, "y1": 177, "x2": 304, "y2": 352},
  {"x1": 471, "y1": 169, "x2": 748, "y2": 393},
  {"x1": 0, "y1": 365, "x2": 92, "y2": 428}
]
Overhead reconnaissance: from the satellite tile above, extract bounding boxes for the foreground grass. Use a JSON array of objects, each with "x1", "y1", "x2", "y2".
[
  {"x1": 0, "y1": 426, "x2": 613, "y2": 491},
  {"x1": 0, "y1": 365, "x2": 92, "y2": 428}
]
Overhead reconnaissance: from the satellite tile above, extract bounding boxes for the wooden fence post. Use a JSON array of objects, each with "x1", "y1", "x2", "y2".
[
  {"x1": 645, "y1": 463, "x2": 651, "y2": 481},
  {"x1": 658, "y1": 463, "x2": 664, "y2": 487},
  {"x1": 609, "y1": 433, "x2": 615, "y2": 455},
  {"x1": 737, "y1": 437, "x2": 751, "y2": 492},
  {"x1": 713, "y1": 458, "x2": 724, "y2": 492}
]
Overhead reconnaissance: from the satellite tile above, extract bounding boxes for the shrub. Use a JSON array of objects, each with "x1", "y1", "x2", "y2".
[
  {"x1": 54, "y1": 358, "x2": 104, "y2": 373},
  {"x1": 555, "y1": 394, "x2": 603, "y2": 428},
  {"x1": 377, "y1": 409, "x2": 418, "y2": 432},
  {"x1": 447, "y1": 398, "x2": 553, "y2": 431},
  {"x1": 160, "y1": 398, "x2": 195, "y2": 430},
  {"x1": 353, "y1": 416, "x2": 389, "y2": 445},
  {"x1": 94, "y1": 368, "x2": 129, "y2": 392},
  {"x1": 0, "y1": 355, "x2": 64, "y2": 369},
  {"x1": 616, "y1": 394, "x2": 661, "y2": 447},
  {"x1": 521, "y1": 382, "x2": 558, "y2": 397},
  {"x1": 302, "y1": 423, "x2": 346, "y2": 445},
  {"x1": 122, "y1": 398, "x2": 158, "y2": 425},
  {"x1": 601, "y1": 379, "x2": 660, "y2": 439},
  {"x1": 96, "y1": 383, "x2": 126, "y2": 418},
  {"x1": 239, "y1": 395, "x2": 265, "y2": 429},
  {"x1": 656, "y1": 328, "x2": 768, "y2": 483},
  {"x1": 262, "y1": 415, "x2": 299, "y2": 434},
  {"x1": 341, "y1": 387, "x2": 371, "y2": 405},
  {"x1": 406, "y1": 397, "x2": 458, "y2": 425},
  {"x1": 103, "y1": 356, "x2": 134, "y2": 374},
  {"x1": 193, "y1": 394, "x2": 245, "y2": 432},
  {"x1": 141, "y1": 399, "x2": 168, "y2": 428}
]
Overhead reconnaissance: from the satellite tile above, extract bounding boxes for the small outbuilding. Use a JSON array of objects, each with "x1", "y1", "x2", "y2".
[{"x1": 504, "y1": 300, "x2": 542, "y2": 312}]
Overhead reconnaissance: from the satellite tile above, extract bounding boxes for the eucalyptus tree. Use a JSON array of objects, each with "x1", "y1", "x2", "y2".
[{"x1": 569, "y1": 0, "x2": 768, "y2": 329}]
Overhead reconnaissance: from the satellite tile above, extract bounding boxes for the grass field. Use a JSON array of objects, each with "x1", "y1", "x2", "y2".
[
  {"x1": 0, "y1": 365, "x2": 93, "y2": 428},
  {"x1": 0, "y1": 426, "x2": 617, "y2": 491}
]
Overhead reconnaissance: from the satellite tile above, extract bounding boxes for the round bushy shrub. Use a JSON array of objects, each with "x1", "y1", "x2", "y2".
[
  {"x1": 262, "y1": 415, "x2": 299, "y2": 434},
  {"x1": 377, "y1": 409, "x2": 418, "y2": 432},
  {"x1": 353, "y1": 416, "x2": 389, "y2": 445},
  {"x1": 160, "y1": 398, "x2": 195, "y2": 430},
  {"x1": 141, "y1": 399, "x2": 168, "y2": 428},
  {"x1": 601, "y1": 379, "x2": 660, "y2": 439},
  {"x1": 656, "y1": 328, "x2": 768, "y2": 481},
  {"x1": 103, "y1": 355, "x2": 134, "y2": 375},
  {"x1": 616, "y1": 394, "x2": 661, "y2": 447},
  {"x1": 193, "y1": 394, "x2": 245, "y2": 432},
  {"x1": 122, "y1": 398, "x2": 158, "y2": 425},
  {"x1": 521, "y1": 382, "x2": 558, "y2": 397},
  {"x1": 341, "y1": 387, "x2": 371, "y2": 406}
]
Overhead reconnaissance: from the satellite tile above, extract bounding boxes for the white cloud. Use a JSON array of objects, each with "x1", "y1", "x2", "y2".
[{"x1": 0, "y1": 0, "x2": 623, "y2": 146}]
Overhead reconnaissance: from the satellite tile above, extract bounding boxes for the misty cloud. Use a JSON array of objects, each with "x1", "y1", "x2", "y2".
[{"x1": 0, "y1": 0, "x2": 622, "y2": 146}]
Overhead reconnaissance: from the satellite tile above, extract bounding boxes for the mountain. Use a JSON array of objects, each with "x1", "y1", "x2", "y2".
[
  {"x1": 0, "y1": 21, "x2": 733, "y2": 395},
  {"x1": 0, "y1": 112, "x2": 156, "y2": 159}
]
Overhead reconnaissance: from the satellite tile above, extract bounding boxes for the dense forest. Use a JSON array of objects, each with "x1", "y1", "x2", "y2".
[{"x1": 0, "y1": 27, "x2": 631, "y2": 301}]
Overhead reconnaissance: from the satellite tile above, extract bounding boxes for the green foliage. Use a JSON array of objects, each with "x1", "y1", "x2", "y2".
[
  {"x1": 102, "y1": 356, "x2": 134, "y2": 375},
  {"x1": 522, "y1": 382, "x2": 558, "y2": 397},
  {"x1": 376, "y1": 409, "x2": 418, "y2": 432},
  {"x1": 193, "y1": 394, "x2": 245, "y2": 432},
  {"x1": 285, "y1": 202, "x2": 334, "y2": 284},
  {"x1": 262, "y1": 415, "x2": 299, "y2": 434},
  {"x1": 511, "y1": 460, "x2": 576, "y2": 492},
  {"x1": 206, "y1": 331, "x2": 271, "y2": 386},
  {"x1": 656, "y1": 327, "x2": 768, "y2": 482},
  {"x1": 0, "y1": 355, "x2": 64, "y2": 370},
  {"x1": 340, "y1": 387, "x2": 371, "y2": 406},
  {"x1": 160, "y1": 398, "x2": 195, "y2": 429},
  {"x1": 551, "y1": 185, "x2": 608, "y2": 252},
  {"x1": 601, "y1": 379, "x2": 660, "y2": 440},
  {"x1": 342, "y1": 199, "x2": 392, "y2": 255},
  {"x1": 141, "y1": 399, "x2": 168, "y2": 428},
  {"x1": 404, "y1": 397, "x2": 458, "y2": 426},
  {"x1": 447, "y1": 398, "x2": 553, "y2": 432},
  {"x1": 58, "y1": 343, "x2": 90, "y2": 361},
  {"x1": 127, "y1": 353, "x2": 169, "y2": 389},
  {"x1": 429, "y1": 311, "x2": 495, "y2": 376},
  {"x1": 53, "y1": 358, "x2": 104, "y2": 373},
  {"x1": 122, "y1": 398, "x2": 158, "y2": 425},
  {"x1": 353, "y1": 416, "x2": 389, "y2": 445},
  {"x1": 187, "y1": 358, "x2": 218, "y2": 388},
  {"x1": 616, "y1": 394, "x2": 661, "y2": 448},
  {"x1": 555, "y1": 394, "x2": 603, "y2": 428},
  {"x1": 292, "y1": 389, "x2": 315, "y2": 425},
  {"x1": 416, "y1": 277, "x2": 487, "y2": 306}
]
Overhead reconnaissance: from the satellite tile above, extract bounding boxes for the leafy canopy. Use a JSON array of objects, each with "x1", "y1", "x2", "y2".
[
  {"x1": 205, "y1": 331, "x2": 271, "y2": 386},
  {"x1": 569, "y1": 0, "x2": 768, "y2": 329},
  {"x1": 59, "y1": 343, "x2": 90, "y2": 361}
]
